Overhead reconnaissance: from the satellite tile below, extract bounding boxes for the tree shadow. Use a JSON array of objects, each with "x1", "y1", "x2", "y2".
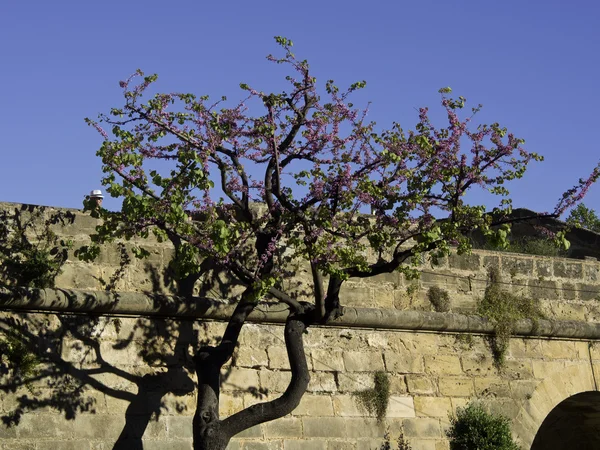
[{"x1": 0, "y1": 204, "x2": 265, "y2": 448}]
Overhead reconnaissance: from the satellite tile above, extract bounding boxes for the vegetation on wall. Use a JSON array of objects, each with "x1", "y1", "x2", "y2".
[
  {"x1": 354, "y1": 371, "x2": 390, "y2": 422},
  {"x1": 0, "y1": 206, "x2": 73, "y2": 289},
  {"x1": 378, "y1": 429, "x2": 412, "y2": 450},
  {"x1": 427, "y1": 286, "x2": 451, "y2": 312},
  {"x1": 477, "y1": 267, "x2": 544, "y2": 367},
  {"x1": 447, "y1": 402, "x2": 520, "y2": 450}
]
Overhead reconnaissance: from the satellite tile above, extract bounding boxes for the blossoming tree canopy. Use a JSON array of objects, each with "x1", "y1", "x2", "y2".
[{"x1": 84, "y1": 37, "x2": 599, "y2": 449}]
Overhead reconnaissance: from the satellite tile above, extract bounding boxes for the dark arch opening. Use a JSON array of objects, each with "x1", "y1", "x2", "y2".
[{"x1": 531, "y1": 391, "x2": 600, "y2": 450}]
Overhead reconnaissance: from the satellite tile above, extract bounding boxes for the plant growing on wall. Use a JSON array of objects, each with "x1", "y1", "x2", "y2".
[
  {"x1": 84, "y1": 37, "x2": 599, "y2": 449},
  {"x1": 354, "y1": 371, "x2": 390, "y2": 422},
  {"x1": 478, "y1": 267, "x2": 544, "y2": 367}
]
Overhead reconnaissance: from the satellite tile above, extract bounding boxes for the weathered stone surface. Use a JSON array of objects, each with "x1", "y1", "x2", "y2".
[{"x1": 343, "y1": 351, "x2": 385, "y2": 372}]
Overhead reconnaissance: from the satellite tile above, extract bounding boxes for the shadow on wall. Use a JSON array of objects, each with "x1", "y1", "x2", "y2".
[{"x1": 0, "y1": 204, "x2": 265, "y2": 449}]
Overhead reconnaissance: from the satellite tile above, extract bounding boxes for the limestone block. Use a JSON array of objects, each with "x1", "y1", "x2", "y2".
[
  {"x1": 473, "y1": 377, "x2": 511, "y2": 397},
  {"x1": 460, "y1": 354, "x2": 496, "y2": 376},
  {"x1": 258, "y1": 370, "x2": 291, "y2": 393},
  {"x1": 501, "y1": 359, "x2": 534, "y2": 379},
  {"x1": 332, "y1": 395, "x2": 364, "y2": 417},
  {"x1": 235, "y1": 348, "x2": 268, "y2": 368},
  {"x1": 406, "y1": 375, "x2": 436, "y2": 395},
  {"x1": 337, "y1": 372, "x2": 375, "y2": 393},
  {"x1": 343, "y1": 351, "x2": 385, "y2": 372},
  {"x1": 327, "y1": 441, "x2": 356, "y2": 450},
  {"x1": 284, "y1": 440, "x2": 327, "y2": 450},
  {"x1": 449, "y1": 254, "x2": 481, "y2": 272},
  {"x1": 402, "y1": 417, "x2": 441, "y2": 439},
  {"x1": 267, "y1": 346, "x2": 290, "y2": 370},
  {"x1": 389, "y1": 375, "x2": 408, "y2": 394},
  {"x1": 343, "y1": 418, "x2": 386, "y2": 438},
  {"x1": 167, "y1": 415, "x2": 193, "y2": 439},
  {"x1": 308, "y1": 372, "x2": 337, "y2": 393},
  {"x1": 583, "y1": 263, "x2": 600, "y2": 282},
  {"x1": 387, "y1": 396, "x2": 416, "y2": 418},
  {"x1": 292, "y1": 394, "x2": 334, "y2": 416},
  {"x1": 263, "y1": 418, "x2": 303, "y2": 438},
  {"x1": 223, "y1": 368, "x2": 260, "y2": 392},
  {"x1": 543, "y1": 340, "x2": 577, "y2": 360},
  {"x1": 535, "y1": 259, "x2": 553, "y2": 277},
  {"x1": 438, "y1": 378, "x2": 473, "y2": 397},
  {"x1": 236, "y1": 424, "x2": 263, "y2": 439},
  {"x1": 219, "y1": 394, "x2": 244, "y2": 417},
  {"x1": 413, "y1": 397, "x2": 452, "y2": 418},
  {"x1": 423, "y1": 355, "x2": 462, "y2": 376},
  {"x1": 553, "y1": 261, "x2": 583, "y2": 279},
  {"x1": 243, "y1": 442, "x2": 284, "y2": 450},
  {"x1": 502, "y1": 256, "x2": 534, "y2": 277},
  {"x1": 302, "y1": 417, "x2": 348, "y2": 438},
  {"x1": 312, "y1": 349, "x2": 345, "y2": 372},
  {"x1": 509, "y1": 380, "x2": 539, "y2": 400},
  {"x1": 384, "y1": 352, "x2": 424, "y2": 374}
]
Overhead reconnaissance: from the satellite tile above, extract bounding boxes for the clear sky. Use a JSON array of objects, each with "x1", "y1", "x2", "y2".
[{"x1": 1, "y1": 0, "x2": 599, "y2": 216}]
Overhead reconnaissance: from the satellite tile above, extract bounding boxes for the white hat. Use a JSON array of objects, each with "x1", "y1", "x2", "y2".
[{"x1": 90, "y1": 190, "x2": 104, "y2": 199}]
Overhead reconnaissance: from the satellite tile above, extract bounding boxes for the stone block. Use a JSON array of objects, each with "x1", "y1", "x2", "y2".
[
  {"x1": 312, "y1": 349, "x2": 345, "y2": 372},
  {"x1": 583, "y1": 263, "x2": 600, "y2": 282},
  {"x1": 460, "y1": 354, "x2": 496, "y2": 376},
  {"x1": 219, "y1": 394, "x2": 244, "y2": 417},
  {"x1": 166, "y1": 416, "x2": 193, "y2": 439},
  {"x1": 578, "y1": 283, "x2": 600, "y2": 301},
  {"x1": 553, "y1": 261, "x2": 583, "y2": 279},
  {"x1": 327, "y1": 442, "x2": 356, "y2": 450},
  {"x1": 237, "y1": 424, "x2": 263, "y2": 439},
  {"x1": 482, "y1": 255, "x2": 500, "y2": 270},
  {"x1": 424, "y1": 354, "x2": 462, "y2": 375},
  {"x1": 302, "y1": 417, "x2": 348, "y2": 438},
  {"x1": 242, "y1": 442, "x2": 283, "y2": 450},
  {"x1": 332, "y1": 395, "x2": 364, "y2": 417},
  {"x1": 502, "y1": 257, "x2": 533, "y2": 277},
  {"x1": 143, "y1": 440, "x2": 193, "y2": 450},
  {"x1": 264, "y1": 418, "x2": 303, "y2": 438},
  {"x1": 292, "y1": 394, "x2": 334, "y2": 416},
  {"x1": 438, "y1": 378, "x2": 473, "y2": 397},
  {"x1": 223, "y1": 368, "x2": 260, "y2": 391},
  {"x1": 449, "y1": 254, "x2": 481, "y2": 272},
  {"x1": 308, "y1": 372, "x2": 337, "y2": 393},
  {"x1": 267, "y1": 346, "x2": 290, "y2": 370},
  {"x1": 387, "y1": 396, "x2": 416, "y2": 418},
  {"x1": 474, "y1": 377, "x2": 511, "y2": 397},
  {"x1": 284, "y1": 440, "x2": 327, "y2": 450},
  {"x1": 343, "y1": 351, "x2": 385, "y2": 372},
  {"x1": 535, "y1": 259, "x2": 553, "y2": 277},
  {"x1": 343, "y1": 418, "x2": 386, "y2": 438},
  {"x1": 528, "y1": 279, "x2": 560, "y2": 300},
  {"x1": 413, "y1": 397, "x2": 452, "y2": 418},
  {"x1": 389, "y1": 375, "x2": 408, "y2": 394},
  {"x1": 402, "y1": 417, "x2": 441, "y2": 439},
  {"x1": 384, "y1": 352, "x2": 424, "y2": 374},
  {"x1": 259, "y1": 370, "x2": 291, "y2": 393},
  {"x1": 561, "y1": 283, "x2": 578, "y2": 300},
  {"x1": 235, "y1": 348, "x2": 268, "y2": 368},
  {"x1": 406, "y1": 375, "x2": 436, "y2": 395}
]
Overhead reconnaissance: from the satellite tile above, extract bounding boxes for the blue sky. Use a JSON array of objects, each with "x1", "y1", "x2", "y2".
[{"x1": 1, "y1": 0, "x2": 599, "y2": 216}]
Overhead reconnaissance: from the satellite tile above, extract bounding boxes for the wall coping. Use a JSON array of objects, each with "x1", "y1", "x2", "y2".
[{"x1": 2, "y1": 287, "x2": 600, "y2": 340}]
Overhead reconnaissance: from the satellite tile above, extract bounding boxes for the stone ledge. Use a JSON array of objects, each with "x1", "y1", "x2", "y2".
[{"x1": 3, "y1": 287, "x2": 600, "y2": 340}]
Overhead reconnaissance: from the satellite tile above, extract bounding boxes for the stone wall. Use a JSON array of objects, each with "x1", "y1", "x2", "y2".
[{"x1": 2, "y1": 202, "x2": 600, "y2": 449}]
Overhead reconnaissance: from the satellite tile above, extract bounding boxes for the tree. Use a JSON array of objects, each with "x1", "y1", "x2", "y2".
[
  {"x1": 566, "y1": 203, "x2": 600, "y2": 232},
  {"x1": 85, "y1": 37, "x2": 600, "y2": 449}
]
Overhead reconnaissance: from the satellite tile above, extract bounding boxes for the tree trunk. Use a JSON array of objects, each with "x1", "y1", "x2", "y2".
[{"x1": 192, "y1": 310, "x2": 312, "y2": 449}]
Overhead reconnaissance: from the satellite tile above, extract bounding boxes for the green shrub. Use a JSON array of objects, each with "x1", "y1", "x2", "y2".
[
  {"x1": 354, "y1": 371, "x2": 390, "y2": 422},
  {"x1": 427, "y1": 286, "x2": 451, "y2": 312},
  {"x1": 447, "y1": 402, "x2": 520, "y2": 450}
]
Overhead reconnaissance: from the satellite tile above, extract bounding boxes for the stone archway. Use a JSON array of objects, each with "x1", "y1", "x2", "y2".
[
  {"x1": 511, "y1": 363, "x2": 598, "y2": 448},
  {"x1": 530, "y1": 391, "x2": 600, "y2": 449}
]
